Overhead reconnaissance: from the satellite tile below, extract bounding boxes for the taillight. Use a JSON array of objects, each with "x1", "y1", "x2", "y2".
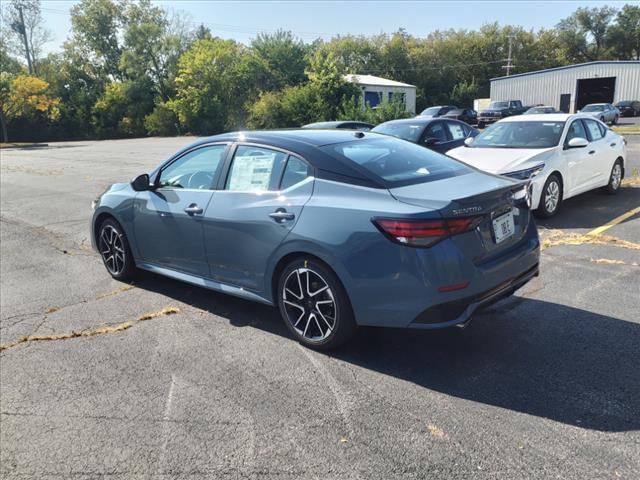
[{"x1": 373, "y1": 217, "x2": 482, "y2": 247}]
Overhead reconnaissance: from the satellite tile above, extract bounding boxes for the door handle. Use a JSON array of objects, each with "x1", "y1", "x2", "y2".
[
  {"x1": 588, "y1": 150, "x2": 596, "y2": 155},
  {"x1": 184, "y1": 203, "x2": 203, "y2": 215},
  {"x1": 269, "y1": 209, "x2": 295, "y2": 223},
  {"x1": 610, "y1": 143, "x2": 616, "y2": 147}
]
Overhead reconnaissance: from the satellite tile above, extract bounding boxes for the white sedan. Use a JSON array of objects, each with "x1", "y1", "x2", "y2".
[{"x1": 447, "y1": 114, "x2": 627, "y2": 217}]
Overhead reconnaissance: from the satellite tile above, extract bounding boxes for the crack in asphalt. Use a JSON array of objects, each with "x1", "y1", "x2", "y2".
[
  {"x1": 0, "y1": 285, "x2": 136, "y2": 331},
  {"x1": 0, "y1": 215, "x2": 94, "y2": 257},
  {"x1": 0, "y1": 307, "x2": 179, "y2": 352}
]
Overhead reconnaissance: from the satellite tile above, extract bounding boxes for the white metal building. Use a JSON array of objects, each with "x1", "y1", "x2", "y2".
[
  {"x1": 490, "y1": 61, "x2": 640, "y2": 113},
  {"x1": 345, "y1": 74, "x2": 417, "y2": 114}
]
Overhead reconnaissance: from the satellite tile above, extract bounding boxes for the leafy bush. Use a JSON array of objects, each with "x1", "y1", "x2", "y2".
[
  {"x1": 338, "y1": 93, "x2": 411, "y2": 125},
  {"x1": 144, "y1": 103, "x2": 179, "y2": 136}
]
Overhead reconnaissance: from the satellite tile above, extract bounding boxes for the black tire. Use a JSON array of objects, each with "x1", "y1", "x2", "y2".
[
  {"x1": 97, "y1": 218, "x2": 136, "y2": 281},
  {"x1": 478, "y1": 121, "x2": 485, "y2": 129},
  {"x1": 602, "y1": 159, "x2": 623, "y2": 194},
  {"x1": 600, "y1": 116, "x2": 605, "y2": 122},
  {"x1": 535, "y1": 174, "x2": 563, "y2": 218},
  {"x1": 612, "y1": 115, "x2": 619, "y2": 125},
  {"x1": 277, "y1": 257, "x2": 356, "y2": 350}
]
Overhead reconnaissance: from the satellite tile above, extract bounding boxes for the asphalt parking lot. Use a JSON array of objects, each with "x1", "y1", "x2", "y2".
[{"x1": 1, "y1": 134, "x2": 639, "y2": 479}]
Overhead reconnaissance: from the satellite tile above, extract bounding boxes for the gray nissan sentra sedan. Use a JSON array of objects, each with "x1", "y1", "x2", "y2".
[{"x1": 91, "y1": 130, "x2": 540, "y2": 349}]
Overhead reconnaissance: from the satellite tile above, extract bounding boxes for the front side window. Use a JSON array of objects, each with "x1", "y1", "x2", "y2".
[
  {"x1": 226, "y1": 145, "x2": 286, "y2": 192},
  {"x1": 322, "y1": 137, "x2": 472, "y2": 186},
  {"x1": 584, "y1": 119, "x2": 604, "y2": 141},
  {"x1": 424, "y1": 122, "x2": 448, "y2": 143},
  {"x1": 566, "y1": 120, "x2": 588, "y2": 143},
  {"x1": 472, "y1": 121, "x2": 565, "y2": 149},
  {"x1": 158, "y1": 144, "x2": 227, "y2": 189}
]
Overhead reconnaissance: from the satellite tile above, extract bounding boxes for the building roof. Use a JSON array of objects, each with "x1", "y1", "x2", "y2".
[
  {"x1": 491, "y1": 60, "x2": 640, "y2": 82},
  {"x1": 344, "y1": 74, "x2": 416, "y2": 88}
]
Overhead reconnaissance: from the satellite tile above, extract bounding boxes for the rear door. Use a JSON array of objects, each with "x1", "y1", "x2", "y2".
[
  {"x1": 421, "y1": 120, "x2": 452, "y2": 153},
  {"x1": 444, "y1": 121, "x2": 471, "y2": 150},
  {"x1": 582, "y1": 118, "x2": 610, "y2": 186},
  {"x1": 203, "y1": 144, "x2": 314, "y2": 291}
]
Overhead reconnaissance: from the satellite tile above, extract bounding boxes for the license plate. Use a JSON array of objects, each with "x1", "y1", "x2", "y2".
[{"x1": 492, "y1": 210, "x2": 515, "y2": 244}]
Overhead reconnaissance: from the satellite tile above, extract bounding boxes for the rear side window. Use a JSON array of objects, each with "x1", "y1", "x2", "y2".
[
  {"x1": 446, "y1": 121, "x2": 467, "y2": 140},
  {"x1": 226, "y1": 145, "x2": 286, "y2": 191},
  {"x1": 280, "y1": 156, "x2": 311, "y2": 190},
  {"x1": 322, "y1": 137, "x2": 472, "y2": 186},
  {"x1": 584, "y1": 119, "x2": 604, "y2": 141}
]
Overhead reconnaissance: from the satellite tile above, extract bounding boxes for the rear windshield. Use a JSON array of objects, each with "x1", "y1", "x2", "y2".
[
  {"x1": 371, "y1": 122, "x2": 423, "y2": 142},
  {"x1": 420, "y1": 107, "x2": 441, "y2": 116},
  {"x1": 489, "y1": 101, "x2": 509, "y2": 109},
  {"x1": 322, "y1": 136, "x2": 472, "y2": 186},
  {"x1": 582, "y1": 105, "x2": 604, "y2": 112},
  {"x1": 472, "y1": 121, "x2": 565, "y2": 149}
]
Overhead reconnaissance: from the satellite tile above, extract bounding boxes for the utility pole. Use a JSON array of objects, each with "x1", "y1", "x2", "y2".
[
  {"x1": 502, "y1": 35, "x2": 515, "y2": 76},
  {"x1": 13, "y1": 3, "x2": 34, "y2": 74}
]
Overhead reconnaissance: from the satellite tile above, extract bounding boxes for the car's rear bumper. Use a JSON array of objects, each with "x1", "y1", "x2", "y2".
[
  {"x1": 345, "y1": 212, "x2": 540, "y2": 329},
  {"x1": 409, "y1": 262, "x2": 538, "y2": 329},
  {"x1": 478, "y1": 117, "x2": 500, "y2": 124}
]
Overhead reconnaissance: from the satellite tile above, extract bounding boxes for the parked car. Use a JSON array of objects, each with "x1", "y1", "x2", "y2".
[
  {"x1": 524, "y1": 106, "x2": 559, "y2": 114},
  {"x1": 448, "y1": 114, "x2": 627, "y2": 218},
  {"x1": 417, "y1": 105, "x2": 457, "y2": 118},
  {"x1": 441, "y1": 108, "x2": 477, "y2": 125},
  {"x1": 302, "y1": 120, "x2": 374, "y2": 131},
  {"x1": 579, "y1": 103, "x2": 620, "y2": 125},
  {"x1": 615, "y1": 100, "x2": 640, "y2": 117},
  {"x1": 91, "y1": 130, "x2": 539, "y2": 349},
  {"x1": 371, "y1": 117, "x2": 478, "y2": 154},
  {"x1": 477, "y1": 100, "x2": 527, "y2": 128}
]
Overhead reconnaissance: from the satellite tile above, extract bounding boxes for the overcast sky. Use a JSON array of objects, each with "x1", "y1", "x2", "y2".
[{"x1": 38, "y1": 0, "x2": 626, "y2": 53}]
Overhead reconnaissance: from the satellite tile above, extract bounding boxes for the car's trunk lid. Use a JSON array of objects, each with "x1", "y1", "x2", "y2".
[{"x1": 389, "y1": 172, "x2": 530, "y2": 262}]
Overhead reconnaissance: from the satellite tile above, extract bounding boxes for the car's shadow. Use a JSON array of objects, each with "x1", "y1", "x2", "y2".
[
  {"x1": 132, "y1": 270, "x2": 639, "y2": 433},
  {"x1": 536, "y1": 186, "x2": 639, "y2": 230}
]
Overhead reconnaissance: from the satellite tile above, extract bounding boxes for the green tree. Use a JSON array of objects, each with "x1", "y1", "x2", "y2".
[
  {"x1": 608, "y1": 5, "x2": 640, "y2": 60},
  {"x1": 69, "y1": 0, "x2": 124, "y2": 80},
  {"x1": 557, "y1": 6, "x2": 617, "y2": 61},
  {"x1": 168, "y1": 37, "x2": 254, "y2": 134},
  {"x1": 0, "y1": 73, "x2": 59, "y2": 141},
  {"x1": 92, "y1": 79, "x2": 154, "y2": 137},
  {"x1": 450, "y1": 79, "x2": 479, "y2": 107},
  {"x1": 250, "y1": 30, "x2": 308, "y2": 90}
]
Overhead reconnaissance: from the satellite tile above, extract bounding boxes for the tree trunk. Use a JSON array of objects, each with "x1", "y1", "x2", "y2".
[{"x1": 0, "y1": 112, "x2": 9, "y2": 143}]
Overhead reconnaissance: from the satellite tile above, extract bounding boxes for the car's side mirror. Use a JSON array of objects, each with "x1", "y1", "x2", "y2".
[
  {"x1": 567, "y1": 137, "x2": 589, "y2": 149},
  {"x1": 131, "y1": 173, "x2": 151, "y2": 191},
  {"x1": 464, "y1": 137, "x2": 474, "y2": 146},
  {"x1": 424, "y1": 137, "x2": 439, "y2": 146}
]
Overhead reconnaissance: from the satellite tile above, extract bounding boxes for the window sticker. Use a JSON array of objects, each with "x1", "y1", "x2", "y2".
[{"x1": 228, "y1": 155, "x2": 275, "y2": 191}]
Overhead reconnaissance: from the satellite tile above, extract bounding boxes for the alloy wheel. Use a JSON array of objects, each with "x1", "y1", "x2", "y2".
[
  {"x1": 282, "y1": 268, "x2": 337, "y2": 343},
  {"x1": 611, "y1": 163, "x2": 622, "y2": 190},
  {"x1": 545, "y1": 180, "x2": 560, "y2": 214},
  {"x1": 99, "y1": 225, "x2": 126, "y2": 275}
]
